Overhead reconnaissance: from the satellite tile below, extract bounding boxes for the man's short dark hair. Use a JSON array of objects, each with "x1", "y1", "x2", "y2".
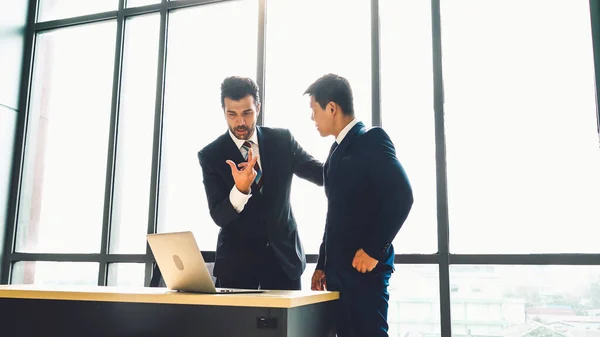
[
  {"x1": 304, "y1": 73, "x2": 354, "y2": 116},
  {"x1": 220, "y1": 76, "x2": 261, "y2": 108}
]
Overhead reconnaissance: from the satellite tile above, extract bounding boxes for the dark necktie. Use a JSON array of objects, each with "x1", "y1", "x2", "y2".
[
  {"x1": 325, "y1": 141, "x2": 338, "y2": 178},
  {"x1": 327, "y1": 142, "x2": 338, "y2": 162}
]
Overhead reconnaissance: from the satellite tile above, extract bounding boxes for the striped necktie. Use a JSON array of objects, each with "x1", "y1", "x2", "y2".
[{"x1": 241, "y1": 140, "x2": 263, "y2": 191}]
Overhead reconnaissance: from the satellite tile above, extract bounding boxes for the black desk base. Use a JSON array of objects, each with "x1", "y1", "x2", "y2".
[{"x1": 1, "y1": 298, "x2": 336, "y2": 337}]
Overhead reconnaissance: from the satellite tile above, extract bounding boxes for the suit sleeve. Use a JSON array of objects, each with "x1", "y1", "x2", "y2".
[
  {"x1": 289, "y1": 130, "x2": 324, "y2": 186},
  {"x1": 362, "y1": 128, "x2": 414, "y2": 261},
  {"x1": 197, "y1": 150, "x2": 241, "y2": 228},
  {"x1": 316, "y1": 230, "x2": 327, "y2": 270}
]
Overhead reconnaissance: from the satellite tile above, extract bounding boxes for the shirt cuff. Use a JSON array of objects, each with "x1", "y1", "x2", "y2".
[{"x1": 229, "y1": 185, "x2": 252, "y2": 213}]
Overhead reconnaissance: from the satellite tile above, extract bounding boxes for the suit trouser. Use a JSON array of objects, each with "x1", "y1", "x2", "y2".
[
  {"x1": 215, "y1": 244, "x2": 301, "y2": 290},
  {"x1": 326, "y1": 268, "x2": 392, "y2": 337}
]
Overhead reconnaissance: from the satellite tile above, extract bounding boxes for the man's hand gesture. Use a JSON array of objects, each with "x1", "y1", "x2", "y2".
[{"x1": 226, "y1": 149, "x2": 259, "y2": 194}]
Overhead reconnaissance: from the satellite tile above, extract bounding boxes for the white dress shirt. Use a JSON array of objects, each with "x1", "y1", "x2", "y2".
[
  {"x1": 336, "y1": 118, "x2": 359, "y2": 144},
  {"x1": 228, "y1": 129, "x2": 262, "y2": 213}
]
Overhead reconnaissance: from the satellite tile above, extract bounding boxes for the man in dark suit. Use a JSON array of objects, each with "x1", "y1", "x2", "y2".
[
  {"x1": 307, "y1": 74, "x2": 413, "y2": 337},
  {"x1": 197, "y1": 76, "x2": 323, "y2": 290}
]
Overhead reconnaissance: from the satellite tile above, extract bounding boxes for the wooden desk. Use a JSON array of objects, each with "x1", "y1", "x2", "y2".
[{"x1": 0, "y1": 285, "x2": 339, "y2": 337}]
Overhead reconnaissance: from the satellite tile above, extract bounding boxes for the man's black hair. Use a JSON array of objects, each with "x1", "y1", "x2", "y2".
[
  {"x1": 304, "y1": 73, "x2": 354, "y2": 116},
  {"x1": 220, "y1": 76, "x2": 261, "y2": 108}
]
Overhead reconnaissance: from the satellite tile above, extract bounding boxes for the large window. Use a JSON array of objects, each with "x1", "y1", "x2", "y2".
[
  {"x1": 110, "y1": 13, "x2": 161, "y2": 254},
  {"x1": 450, "y1": 265, "x2": 600, "y2": 337},
  {"x1": 17, "y1": 21, "x2": 117, "y2": 254},
  {"x1": 11, "y1": 261, "x2": 98, "y2": 285},
  {"x1": 380, "y1": 0, "x2": 437, "y2": 253},
  {"x1": 4, "y1": 1, "x2": 600, "y2": 337},
  {"x1": 442, "y1": 0, "x2": 600, "y2": 254}
]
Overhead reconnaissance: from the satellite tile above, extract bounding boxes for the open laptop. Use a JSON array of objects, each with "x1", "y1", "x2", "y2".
[{"x1": 147, "y1": 231, "x2": 265, "y2": 294}]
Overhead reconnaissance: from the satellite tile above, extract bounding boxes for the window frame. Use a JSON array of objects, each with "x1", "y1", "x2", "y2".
[{"x1": 3, "y1": 2, "x2": 600, "y2": 337}]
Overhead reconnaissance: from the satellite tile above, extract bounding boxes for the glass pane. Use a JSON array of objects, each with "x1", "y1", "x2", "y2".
[
  {"x1": 301, "y1": 263, "x2": 318, "y2": 291},
  {"x1": 11, "y1": 261, "x2": 99, "y2": 286},
  {"x1": 16, "y1": 22, "x2": 117, "y2": 253},
  {"x1": 443, "y1": 0, "x2": 600, "y2": 253},
  {"x1": 110, "y1": 14, "x2": 160, "y2": 254},
  {"x1": 301, "y1": 264, "x2": 441, "y2": 337},
  {"x1": 0, "y1": 1, "x2": 28, "y2": 109},
  {"x1": 264, "y1": 0, "x2": 371, "y2": 253},
  {"x1": 38, "y1": 0, "x2": 118, "y2": 22},
  {"x1": 389, "y1": 265, "x2": 440, "y2": 337},
  {"x1": 450, "y1": 265, "x2": 600, "y2": 337},
  {"x1": 380, "y1": 0, "x2": 436, "y2": 253},
  {"x1": 126, "y1": 0, "x2": 160, "y2": 8},
  {"x1": 158, "y1": 1, "x2": 258, "y2": 249},
  {"x1": 107, "y1": 263, "x2": 146, "y2": 287},
  {"x1": 0, "y1": 106, "x2": 18, "y2": 250}
]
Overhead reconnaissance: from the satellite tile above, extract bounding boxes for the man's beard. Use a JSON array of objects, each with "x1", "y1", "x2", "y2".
[{"x1": 231, "y1": 125, "x2": 254, "y2": 140}]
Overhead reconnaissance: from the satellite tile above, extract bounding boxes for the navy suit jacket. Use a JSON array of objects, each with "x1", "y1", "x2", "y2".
[
  {"x1": 198, "y1": 127, "x2": 323, "y2": 280},
  {"x1": 317, "y1": 122, "x2": 413, "y2": 273}
]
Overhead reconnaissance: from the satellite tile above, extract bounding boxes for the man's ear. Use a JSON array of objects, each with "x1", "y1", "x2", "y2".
[
  {"x1": 327, "y1": 101, "x2": 336, "y2": 114},
  {"x1": 256, "y1": 103, "x2": 261, "y2": 116}
]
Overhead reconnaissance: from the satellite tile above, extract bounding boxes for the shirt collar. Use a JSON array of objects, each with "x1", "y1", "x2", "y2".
[
  {"x1": 229, "y1": 127, "x2": 259, "y2": 149},
  {"x1": 336, "y1": 118, "x2": 359, "y2": 144}
]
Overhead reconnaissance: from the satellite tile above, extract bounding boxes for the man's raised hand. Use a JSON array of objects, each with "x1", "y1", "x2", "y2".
[{"x1": 226, "y1": 149, "x2": 259, "y2": 194}]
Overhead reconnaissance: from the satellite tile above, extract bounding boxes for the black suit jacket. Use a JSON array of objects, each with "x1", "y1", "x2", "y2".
[
  {"x1": 198, "y1": 127, "x2": 323, "y2": 280},
  {"x1": 317, "y1": 122, "x2": 413, "y2": 273}
]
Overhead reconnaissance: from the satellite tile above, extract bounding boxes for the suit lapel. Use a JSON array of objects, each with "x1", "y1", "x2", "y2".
[
  {"x1": 255, "y1": 127, "x2": 270, "y2": 193},
  {"x1": 326, "y1": 122, "x2": 365, "y2": 194},
  {"x1": 256, "y1": 127, "x2": 269, "y2": 175}
]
